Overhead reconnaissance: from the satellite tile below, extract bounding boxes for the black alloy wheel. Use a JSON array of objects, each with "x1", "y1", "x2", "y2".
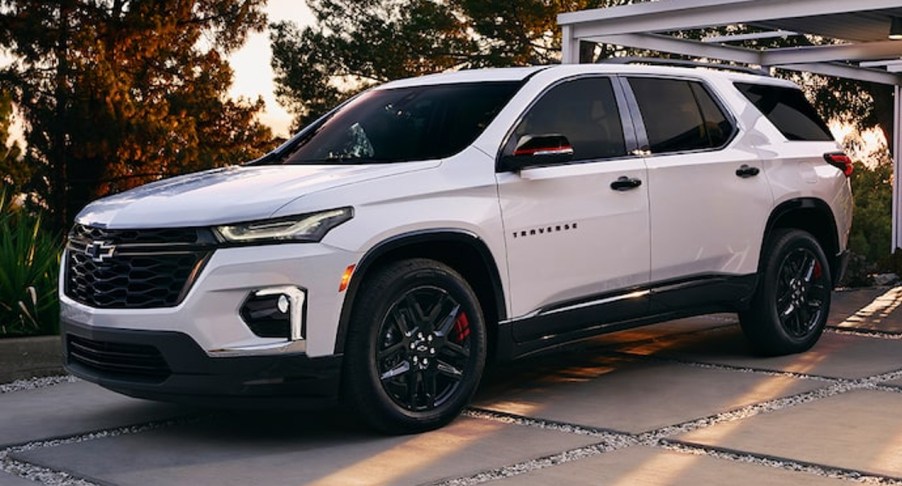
[
  {"x1": 376, "y1": 286, "x2": 473, "y2": 412},
  {"x1": 740, "y1": 229, "x2": 832, "y2": 356},
  {"x1": 343, "y1": 259, "x2": 486, "y2": 434},
  {"x1": 774, "y1": 247, "x2": 829, "y2": 338}
]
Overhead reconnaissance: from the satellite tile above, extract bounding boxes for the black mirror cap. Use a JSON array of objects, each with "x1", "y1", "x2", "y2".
[{"x1": 499, "y1": 134, "x2": 574, "y2": 172}]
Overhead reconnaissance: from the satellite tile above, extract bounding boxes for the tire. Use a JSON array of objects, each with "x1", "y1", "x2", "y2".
[
  {"x1": 342, "y1": 258, "x2": 487, "y2": 434},
  {"x1": 740, "y1": 229, "x2": 832, "y2": 356}
]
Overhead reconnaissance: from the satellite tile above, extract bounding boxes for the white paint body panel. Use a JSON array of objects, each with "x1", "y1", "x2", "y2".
[{"x1": 498, "y1": 158, "x2": 650, "y2": 317}]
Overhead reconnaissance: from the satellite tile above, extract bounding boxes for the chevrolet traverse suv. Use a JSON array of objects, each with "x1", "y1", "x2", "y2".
[{"x1": 61, "y1": 63, "x2": 853, "y2": 433}]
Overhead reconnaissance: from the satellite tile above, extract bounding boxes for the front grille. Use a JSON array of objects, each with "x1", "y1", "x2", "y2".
[
  {"x1": 67, "y1": 335, "x2": 171, "y2": 381},
  {"x1": 64, "y1": 224, "x2": 217, "y2": 309}
]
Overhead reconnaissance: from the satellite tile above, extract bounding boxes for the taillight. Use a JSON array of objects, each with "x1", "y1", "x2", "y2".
[{"x1": 824, "y1": 152, "x2": 853, "y2": 177}]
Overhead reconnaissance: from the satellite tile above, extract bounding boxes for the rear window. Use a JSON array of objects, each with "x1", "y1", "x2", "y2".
[{"x1": 734, "y1": 83, "x2": 833, "y2": 141}]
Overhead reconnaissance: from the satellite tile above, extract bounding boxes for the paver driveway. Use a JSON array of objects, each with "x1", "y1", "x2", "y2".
[{"x1": 2, "y1": 287, "x2": 902, "y2": 485}]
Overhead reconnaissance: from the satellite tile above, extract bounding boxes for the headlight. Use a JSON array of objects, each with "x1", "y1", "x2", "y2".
[{"x1": 216, "y1": 207, "x2": 353, "y2": 243}]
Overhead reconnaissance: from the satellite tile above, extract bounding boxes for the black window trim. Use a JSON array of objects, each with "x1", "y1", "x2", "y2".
[
  {"x1": 620, "y1": 74, "x2": 739, "y2": 158},
  {"x1": 495, "y1": 74, "x2": 641, "y2": 173}
]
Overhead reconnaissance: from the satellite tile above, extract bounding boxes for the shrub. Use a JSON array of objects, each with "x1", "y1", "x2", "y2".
[
  {"x1": 847, "y1": 161, "x2": 892, "y2": 264},
  {"x1": 0, "y1": 191, "x2": 61, "y2": 336}
]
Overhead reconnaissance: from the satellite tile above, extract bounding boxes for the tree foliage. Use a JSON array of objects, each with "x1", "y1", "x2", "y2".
[
  {"x1": 0, "y1": 0, "x2": 273, "y2": 229},
  {"x1": 271, "y1": 0, "x2": 626, "y2": 129},
  {"x1": 0, "y1": 92, "x2": 25, "y2": 189}
]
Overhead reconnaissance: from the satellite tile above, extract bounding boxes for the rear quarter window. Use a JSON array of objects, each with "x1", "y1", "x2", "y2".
[{"x1": 734, "y1": 83, "x2": 834, "y2": 142}]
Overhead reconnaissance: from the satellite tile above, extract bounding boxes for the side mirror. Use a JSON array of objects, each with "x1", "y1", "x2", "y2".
[{"x1": 499, "y1": 134, "x2": 574, "y2": 172}]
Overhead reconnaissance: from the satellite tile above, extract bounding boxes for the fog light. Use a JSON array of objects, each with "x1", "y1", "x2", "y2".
[{"x1": 240, "y1": 286, "x2": 306, "y2": 341}]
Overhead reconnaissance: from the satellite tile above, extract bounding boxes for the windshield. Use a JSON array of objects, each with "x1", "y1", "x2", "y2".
[{"x1": 273, "y1": 82, "x2": 522, "y2": 165}]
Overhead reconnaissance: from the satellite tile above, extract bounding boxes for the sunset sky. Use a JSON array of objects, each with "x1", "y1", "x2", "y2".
[{"x1": 229, "y1": 0, "x2": 314, "y2": 138}]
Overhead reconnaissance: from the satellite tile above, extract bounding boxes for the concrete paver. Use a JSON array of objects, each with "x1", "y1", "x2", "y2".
[
  {"x1": 0, "y1": 381, "x2": 189, "y2": 448},
  {"x1": 12, "y1": 413, "x2": 597, "y2": 486},
  {"x1": 490, "y1": 446, "x2": 848, "y2": 485},
  {"x1": 0, "y1": 471, "x2": 40, "y2": 486},
  {"x1": 830, "y1": 287, "x2": 902, "y2": 333},
  {"x1": 678, "y1": 390, "x2": 902, "y2": 478},
  {"x1": 476, "y1": 355, "x2": 822, "y2": 433},
  {"x1": 579, "y1": 315, "x2": 735, "y2": 349},
  {"x1": 618, "y1": 326, "x2": 902, "y2": 379},
  {"x1": 6, "y1": 287, "x2": 902, "y2": 485},
  {"x1": 828, "y1": 288, "x2": 890, "y2": 325}
]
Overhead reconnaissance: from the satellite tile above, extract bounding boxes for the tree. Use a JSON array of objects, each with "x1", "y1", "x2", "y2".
[
  {"x1": 271, "y1": 0, "x2": 625, "y2": 128},
  {"x1": 0, "y1": 92, "x2": 25, "y2": 190},
  {"x1": 0, "y1": 0, "x2": 273, "y2": 230}
]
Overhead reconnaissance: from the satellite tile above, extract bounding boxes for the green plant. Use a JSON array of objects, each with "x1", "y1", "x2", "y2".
[
  {"x1": 0, "y1": 191, "x2": 61, "y2": 336},
  {"x1": 847, "y1": 160, "x2": 892, "y2": 265}
]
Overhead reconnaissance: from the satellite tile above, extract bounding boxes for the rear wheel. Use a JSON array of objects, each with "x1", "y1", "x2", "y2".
[
  {"x1": 740, "y1": 229, "x2": 832, "y2": 355},
  {"x1": 343, "y1": 259, "x2": 486, "y2": 434}
]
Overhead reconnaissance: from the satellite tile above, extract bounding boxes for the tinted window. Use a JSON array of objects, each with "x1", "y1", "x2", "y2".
[
  {"x1": 691, "y1": 83, "x2": 733, "y2": 147},
  {"x1": 278, "y1": 82, "x2": 521, "y2": 165},
  {"x1": 629, "y1": 78, "x2": 733, "y2": 154},
  {"x1": 511, "y1": 77, "x2": 626, "y2": 162},
  {"x1": 735, "y1": 83, "x2": 833, "y2": 141}
]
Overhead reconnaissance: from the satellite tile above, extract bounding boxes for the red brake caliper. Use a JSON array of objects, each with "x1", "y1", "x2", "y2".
[
  {"x1": 813, "y1": 261, "x2": 823, "y2": 280},
  {"x1": 452, "y1": 312, "x2": 470, "y2": 343}
]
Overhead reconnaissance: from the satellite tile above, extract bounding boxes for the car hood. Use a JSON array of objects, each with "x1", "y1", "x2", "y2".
[{"x1": 76, "y1": 163, "x2": 435, "y2": 228}]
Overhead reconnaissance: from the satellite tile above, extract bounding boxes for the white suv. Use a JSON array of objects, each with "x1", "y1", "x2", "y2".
[{"x1": 60, "y1": 63, "x2": 853, "y2": 433}]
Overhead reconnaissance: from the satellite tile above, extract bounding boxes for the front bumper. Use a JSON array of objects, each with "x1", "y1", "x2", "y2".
[{"x1": 63, "y1": 319, "x2": 342, "y2": 407}]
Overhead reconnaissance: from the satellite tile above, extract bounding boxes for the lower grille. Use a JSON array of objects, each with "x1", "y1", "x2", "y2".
[{"x1": 67, "y1": 335, "x2": 171, "y2": 381}]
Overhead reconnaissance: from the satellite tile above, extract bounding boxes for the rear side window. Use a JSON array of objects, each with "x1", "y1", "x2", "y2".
[
  {"x1": 734, "y1": 83, "x2": 833, "y2": 141},
  {"x1": 511, "y1": 77, "x2": 627, "y2": 162},
  {"x1": 628, "y1": 78, "x2": 734, "y2": 154}
]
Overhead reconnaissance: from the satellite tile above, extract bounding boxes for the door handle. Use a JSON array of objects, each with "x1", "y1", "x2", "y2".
[
  {"x1": 610, "y1": 176, "x2": 642, "y2": 191},
  {"x1": 736, "y1": 164, "x2": 760, "y2": 178}
]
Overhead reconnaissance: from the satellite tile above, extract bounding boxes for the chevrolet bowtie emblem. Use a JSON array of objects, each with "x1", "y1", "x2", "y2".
[{"x1": 84, "y1": 240, "x2": 116, "y2": 263}]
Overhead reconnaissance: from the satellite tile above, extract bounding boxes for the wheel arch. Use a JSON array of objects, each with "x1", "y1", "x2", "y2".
[
  {"x1": 334, "y1": 229, "x2": 508, "y2": 358},
  {"x1": 762, "y1": 198, "x2": 842, "y2": 287}
]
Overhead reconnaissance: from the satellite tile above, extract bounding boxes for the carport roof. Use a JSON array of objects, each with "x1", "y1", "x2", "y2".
[{"x1": 557, "y1": 0, "x2": 902, "y2": 85}]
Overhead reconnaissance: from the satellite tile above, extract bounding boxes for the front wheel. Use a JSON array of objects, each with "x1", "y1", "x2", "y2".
[
  {"x1": 343, "y1": 259, "x2": 487, "y2": 434},
  {"x1": 740, "y1": 229, "x2": 832, "y2": 356}
]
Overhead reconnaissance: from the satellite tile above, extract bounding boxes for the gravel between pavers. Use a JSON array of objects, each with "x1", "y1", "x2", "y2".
[{"x1": 0, "y1": 375, "x2": 78, "y2": 394}]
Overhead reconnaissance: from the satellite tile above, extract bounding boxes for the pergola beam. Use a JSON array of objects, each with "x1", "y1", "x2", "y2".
[
  {"x1": 761, "y1": 41, "x2": 902, "y2": 66},
  {"x1": 560, "y1": 0, "x2": 902, "y2": 39},
  {"x1": 703, "y1": 30, "x2": 799, "y2": 44},
  {"x1": 587, "y1": 33, "x2": 763, "y2": 65},
  {"x1": 775, "y1": 62, "x2": 902, "y2": 85}
]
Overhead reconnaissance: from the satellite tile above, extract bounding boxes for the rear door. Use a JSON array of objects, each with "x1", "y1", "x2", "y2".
[
  {"x1": 623, "y1": 76, "x2": 773, "y2": 309},
  {"x1": 496, "y1": 76, "x2": 651, "y2": 342}
]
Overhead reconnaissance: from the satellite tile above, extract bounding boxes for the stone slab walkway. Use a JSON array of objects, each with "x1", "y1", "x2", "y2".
[{"x1": 2, "y1": 286, "x2": 902, "y2": 485}]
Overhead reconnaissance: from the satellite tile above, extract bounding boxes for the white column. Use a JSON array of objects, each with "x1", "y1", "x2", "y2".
[
  {"x1": 893, "y1": 85, "x2": 902, "y2": 250},
  {"x1": 561, "y1": 25, "x2": 580, "y2": 64}
]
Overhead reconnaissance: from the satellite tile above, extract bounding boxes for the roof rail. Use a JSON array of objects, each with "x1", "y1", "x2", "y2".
[{"x1": 598, "y1": 57, "x2": 770, "y2": 77}]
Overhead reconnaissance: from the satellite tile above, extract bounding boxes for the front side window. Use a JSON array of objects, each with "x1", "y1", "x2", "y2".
[
  {"x1": 628, "y1": 77, "x2": 734, "y2": 154},
  {"x1": 509, "y1": 77, "x2": 627, "y2": 162},
  {"x1": 274, "y1": 82, "x2": 522, "y2": 165}
]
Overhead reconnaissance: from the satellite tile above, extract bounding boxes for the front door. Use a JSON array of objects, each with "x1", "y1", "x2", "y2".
[{"x1": 496, "y1": 76, "x2": 651, "y2": 342}]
